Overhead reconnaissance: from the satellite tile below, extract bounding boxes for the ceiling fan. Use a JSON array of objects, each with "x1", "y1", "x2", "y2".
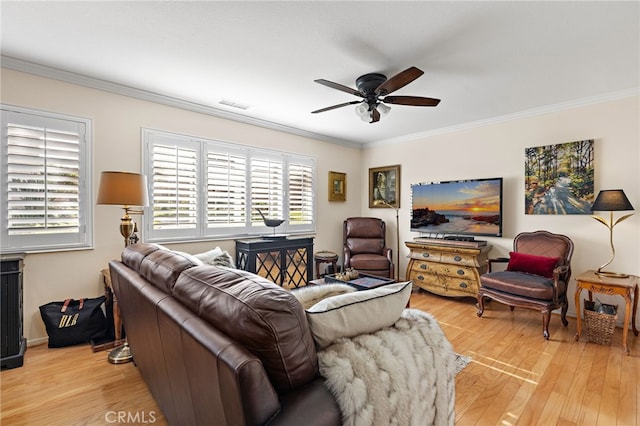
[{"x1": 311, "y1": 66, "x2": 440, "y2": 123}]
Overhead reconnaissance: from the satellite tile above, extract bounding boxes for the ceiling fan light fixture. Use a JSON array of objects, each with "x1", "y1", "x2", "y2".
[
  {"x1": 377, "y1": 103, "x2": 391, "y2": 117},
  {"x1": 355, "y1": 103, "x2": 369, "y2": 121},
  {"x1": 316, "y1": 66, "x2": 435, "y2": 122}
]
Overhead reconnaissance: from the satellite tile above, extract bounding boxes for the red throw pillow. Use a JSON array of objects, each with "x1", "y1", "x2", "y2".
[{"x1": 506, "y1": 252, "x2": 561, "y2": 279}]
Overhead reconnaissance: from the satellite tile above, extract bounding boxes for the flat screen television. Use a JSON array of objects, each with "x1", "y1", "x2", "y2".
[{"x1": 410, "y1": 177, "x2": 503, "y2": 238}]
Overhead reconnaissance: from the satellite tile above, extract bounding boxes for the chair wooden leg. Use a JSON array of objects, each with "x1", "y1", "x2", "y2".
[
  {"x1": 561, "y1": 301, "x2": 569, "y2": 327},
  {"x1": 542, "y1": 311, "x2": 551, "y2": 339},
  {"x1": 476, "y1": 294, "x2": 485, "y2": 317}
]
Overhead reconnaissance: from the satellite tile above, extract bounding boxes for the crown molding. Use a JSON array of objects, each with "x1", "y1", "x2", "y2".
[
  {"x1": 1, "y1": 56, "x2": 362, "y2": 149},
  {"x1": 369, "y1": 87, "x2": 639, "y2": 148}
]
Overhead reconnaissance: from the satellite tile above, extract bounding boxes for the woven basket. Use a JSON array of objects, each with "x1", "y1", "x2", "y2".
[{"x1": 583, "y1": 300, "x2": 617, "y2": 345}]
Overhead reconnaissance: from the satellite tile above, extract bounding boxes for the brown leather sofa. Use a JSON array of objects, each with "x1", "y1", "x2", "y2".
[{"x1": 109, "y1": 243, "x2": 341, "y2": 426}]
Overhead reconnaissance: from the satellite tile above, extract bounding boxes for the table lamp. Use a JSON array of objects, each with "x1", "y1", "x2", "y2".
[
  {"x1": 590, "y1": 189, "x2": 634, "y2": 278},
  {"x1": 97, "y1": 171, "x2": 149, "y2": 363}
]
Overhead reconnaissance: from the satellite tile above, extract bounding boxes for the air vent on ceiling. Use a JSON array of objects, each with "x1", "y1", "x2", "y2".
[{"x1": 219, "y1": 99, "x2": 251, "y2": 110}]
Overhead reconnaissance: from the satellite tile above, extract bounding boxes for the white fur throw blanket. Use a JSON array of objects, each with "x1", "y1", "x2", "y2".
[{"x1": 317, "y1": 308, "x2": 456, "y2": 426}]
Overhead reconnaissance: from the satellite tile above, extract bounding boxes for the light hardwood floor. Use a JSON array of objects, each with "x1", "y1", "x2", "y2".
[{"x1": 1, "y1": 289, "x2": 637, "y2": 425}]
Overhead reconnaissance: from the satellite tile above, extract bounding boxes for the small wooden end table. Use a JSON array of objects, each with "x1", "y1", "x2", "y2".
[
  {"x1": 93, "y1": 269, "x2": 125, "y2": 351},
  {"x1": 314, "y1": 251, "x2": 339, "y2": 278},
  {"x1": 574, "y1": 270, "x2": 638, "y2": 354}
]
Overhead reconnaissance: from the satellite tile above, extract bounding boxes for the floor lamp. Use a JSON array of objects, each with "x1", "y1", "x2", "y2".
[
  {"x1": 590, "y1": 189, "x2": 634, "y2": 278},
  {"x1": 381, "y1": 201, "x2": 400, "y2": 281},
  {"x1": 97, "y1": 171, "x2": 149, "y2": 363}
]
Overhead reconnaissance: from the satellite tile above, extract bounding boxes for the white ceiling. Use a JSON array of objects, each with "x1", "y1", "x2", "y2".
[{"x1": 2, "y1": 1, "x2": 639, "y2": 147}]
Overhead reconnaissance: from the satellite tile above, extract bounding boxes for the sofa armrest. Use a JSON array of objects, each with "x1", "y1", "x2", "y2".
[{"x1": 269, "y1": 378, "x2": 341, "y2": 426}]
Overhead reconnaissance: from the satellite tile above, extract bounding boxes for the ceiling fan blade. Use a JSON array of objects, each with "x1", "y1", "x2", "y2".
[
  {"x1": 370, "y1": 107, "x2": 380, "y2": 123},
  {"x1": 314, "y1": 79, "x2": 362, "y2": 97},
  {"x1": 375, "y1": 66, "x2": 424, "y2": 96},
  {"x1": 311, "y1": 100, "x2": 362, "y2": 114},
  {"x1": 383, "y1": 96, "x2": 441, "y2": 107}
]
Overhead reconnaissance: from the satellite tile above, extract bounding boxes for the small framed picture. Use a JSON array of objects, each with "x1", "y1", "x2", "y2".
[
  {"x1": 328, "y1": 171, "x2": 346, "y2": 202},
  {"x1": 369, "y1": 165, "x2": 400, "y2": 208}
]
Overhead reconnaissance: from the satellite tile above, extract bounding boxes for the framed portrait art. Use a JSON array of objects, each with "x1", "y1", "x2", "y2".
[
  {"x1": 328, "y1": 171, "x2": 346, "y2": 202},
  {"x1": 369, "y1": 165, "x2": 400, "y2": 208}
]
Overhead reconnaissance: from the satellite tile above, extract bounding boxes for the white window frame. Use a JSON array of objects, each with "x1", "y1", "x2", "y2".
[
  {"x1": 142, "y1": 128, "x2": 316, "y2": 243},
  {"x1": 1, "y1": 105, "x2": 93, "y2": 253}
]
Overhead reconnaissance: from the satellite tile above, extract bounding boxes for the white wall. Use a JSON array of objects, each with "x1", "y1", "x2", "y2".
[
  {"x1": 1, "y1": 69, "x2": 363, "y2": 343},
  {"x1": 363, "y1": 95, "x2": 640, "y2": 323}
]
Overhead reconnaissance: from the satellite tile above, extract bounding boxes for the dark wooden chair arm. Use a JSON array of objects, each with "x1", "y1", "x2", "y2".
[{"x1": 487, "y1": 257, "x2": 510, "y2": 273}]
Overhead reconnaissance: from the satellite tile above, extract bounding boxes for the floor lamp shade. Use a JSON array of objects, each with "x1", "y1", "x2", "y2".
[
  {"x1": 97, "y1": 171, "x2": 149, "y2": 248},
  {"x1": 97, "y1": 171, "x2": 149, "y2": 207}
]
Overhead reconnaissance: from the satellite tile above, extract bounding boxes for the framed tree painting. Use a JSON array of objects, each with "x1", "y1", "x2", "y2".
[
  {"x1": 369, "y1": 165, "x2": 400, "y2": 208},
  {"x1": 525, "y1": 139, "x2": 594, "y2": 215},
  {"x1": 328, "y1": 171, "x2": 346, "y2": 202}
]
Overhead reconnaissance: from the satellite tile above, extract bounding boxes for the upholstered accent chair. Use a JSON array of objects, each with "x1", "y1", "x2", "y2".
[
  {"x1": 343, "y1": 217, "x2": 394, "y2": 279},
  {"x1": 477, "y1": 230, "x2": 574, "y2": 339}
]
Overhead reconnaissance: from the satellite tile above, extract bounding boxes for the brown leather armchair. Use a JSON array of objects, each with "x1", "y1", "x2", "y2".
[
  {"x1": 343, "y1": 217, "x2": 394, "y2": 279},
  {"x1": 477, "y1": 230, "x2": 574, "y2": 339}
]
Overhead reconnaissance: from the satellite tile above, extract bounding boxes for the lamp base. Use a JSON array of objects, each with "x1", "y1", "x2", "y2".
[
  {"x1": 108, "y1": 342, "x2": 133, "y2": 364},
  {"x1": 595, "y1": 270, "x2": 629, "y2": 279}
]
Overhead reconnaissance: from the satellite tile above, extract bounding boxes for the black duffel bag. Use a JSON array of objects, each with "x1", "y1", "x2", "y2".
[{"x1": 39, "y1": 296, "x2": 108, "y2": 348}]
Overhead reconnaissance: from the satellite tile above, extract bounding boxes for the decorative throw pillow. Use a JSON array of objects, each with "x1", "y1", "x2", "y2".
[
  {"x1": 506, "y1": 251, "x2": 560, "y2": 279},
  {"x1": 291, "y1": 283, "x2": 356, "y2": 309},
  {"x1": 194, "y1": 247, "x2": 235, "y2": 268},
  {"x1": 305, "y1": 281, "x2": 412, "y2": 349}
]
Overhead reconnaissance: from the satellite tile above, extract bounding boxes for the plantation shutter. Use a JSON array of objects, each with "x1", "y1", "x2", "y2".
[
  {"x1": 1, "y1": 107, "x2": 92, "y2": 252},
  {"x1": 7, "y1": 124, "x2": 80, "y2": 234},
  {"x1": 288, "y1": 160, "x2": 313, "y2": 225},
  {"x1": 151, "y1": 143, "x2": 198, "y2": 230},
  {"x1": 250, "y1": 155, "x2": 284, "y2": 226},
  {"x1": 142, "y1": 128, "x2": 315, "y2": 242},
  {"x1": 206, "y1": 149, "x2": 247, "y2": 228}
]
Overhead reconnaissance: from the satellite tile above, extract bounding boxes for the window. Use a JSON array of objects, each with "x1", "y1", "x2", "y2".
[
  {"x1": 1, "y1": 105, "x2": 92, "y2": 252},
  {"x1": 142, "y1": 129, "x2": 315, "y2": 242}
]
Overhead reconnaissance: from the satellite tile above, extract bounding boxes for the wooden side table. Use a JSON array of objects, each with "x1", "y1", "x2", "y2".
[
  {"x1": 314, "y1": 251, "x2": 338, "y2": 278},
  {"x1": 574, "y1": 270, "x2": 638, "y2": 354},
  {"x1": 94, "y1": 269, "x2": 125, "y2": 351}
]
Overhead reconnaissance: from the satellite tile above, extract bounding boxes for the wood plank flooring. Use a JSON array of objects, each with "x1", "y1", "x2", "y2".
[{"x1": 1, "y1": 289, "x2": 637, "y2": 425}]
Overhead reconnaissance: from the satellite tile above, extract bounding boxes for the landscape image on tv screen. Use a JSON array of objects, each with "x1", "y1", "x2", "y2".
[{"x1": 410, "y1": 177, "x2": 503, "y2": 237}]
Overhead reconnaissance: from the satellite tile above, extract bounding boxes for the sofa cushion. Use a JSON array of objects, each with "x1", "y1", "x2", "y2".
[
  {"x1": 172, "y1": 266, "x2": 318, "y2": 393},
  {"x1": 305, "y1": 281, "x2": 412, "y2": 349},
  {"x1": 349, "y1": 253, "x2": 390, "y2": 270},
  {"x1": 122, "y1": 243, "x2": 200, "y2": 294},
  {"x1": 346, "y1": 238, "x2": 383, "y2": 255},
  {"x1": 507, "y1": 252, "x2": 560, "y2": 279},
  {"x1": 481, "y1": 270, "x2": 559, "y2": 300},
  {"x1": 291, "y1": 283, "x2": 356, "y2": 310}
]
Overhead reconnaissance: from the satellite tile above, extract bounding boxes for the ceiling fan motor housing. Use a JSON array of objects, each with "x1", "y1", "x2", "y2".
[{"x1": 356, "y1": 73, "x2": 387, "y2": 108}]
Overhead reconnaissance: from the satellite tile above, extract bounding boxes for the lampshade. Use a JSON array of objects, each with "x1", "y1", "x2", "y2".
[
  {"x1": 377, "y1": 103, "x2": 391, "y2": 116},
  {"x1": 590, "y1": 189, "x2": 634, "y2": 212},
  {"x1": 97, "y1": 171, "x2": 149, "y2": 207},
  {"x1": 355, "y1": 103, "x2": 369, "y2": 121}
]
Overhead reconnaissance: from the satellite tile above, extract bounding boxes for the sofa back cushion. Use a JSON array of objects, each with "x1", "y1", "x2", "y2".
[
  {"x1": 122, "y1": 243, "x2": 201, "y2": 294},
  {"x1": 173, "y1": 265, "x2": 318, "y2": 393}
]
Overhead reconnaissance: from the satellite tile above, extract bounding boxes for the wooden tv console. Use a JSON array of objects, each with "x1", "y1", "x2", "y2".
[{"x1": 405, "y1": 240, "x2": 492, "y2": 299}]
